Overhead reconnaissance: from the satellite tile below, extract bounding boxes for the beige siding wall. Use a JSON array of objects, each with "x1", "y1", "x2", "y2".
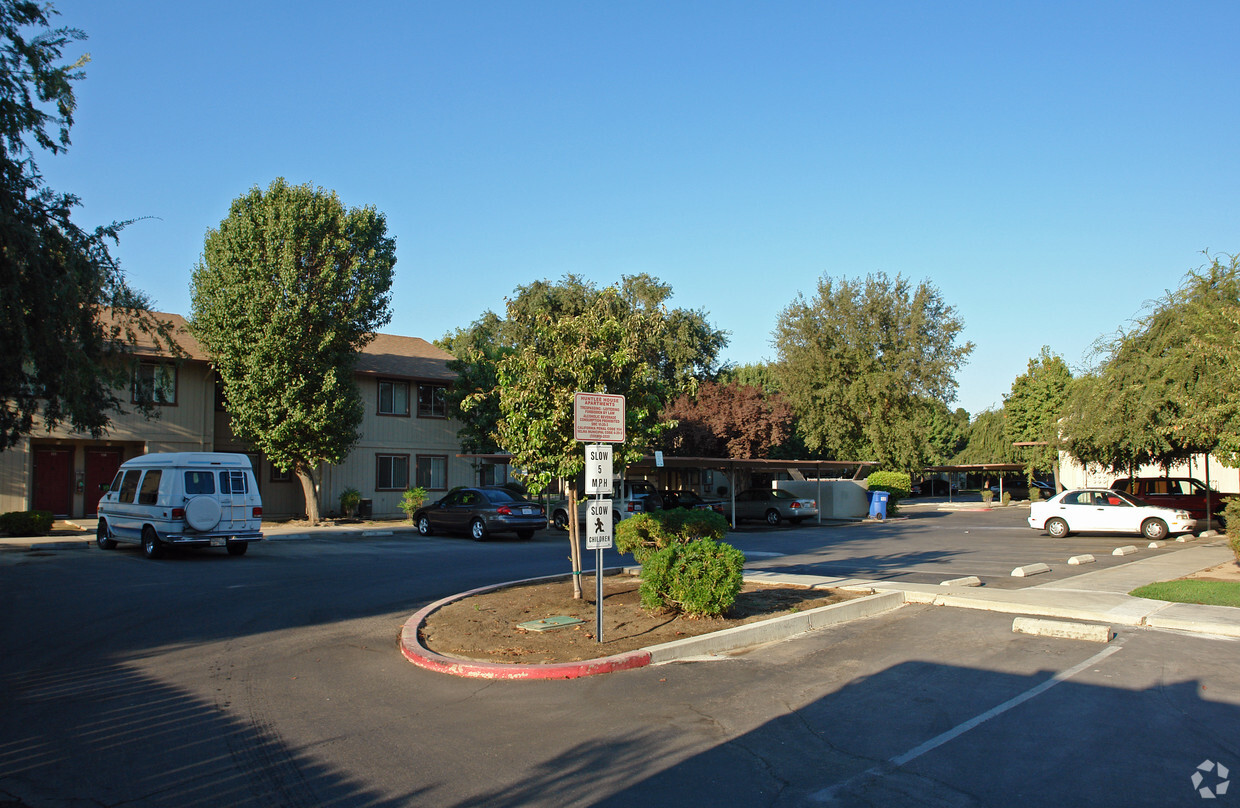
[
  {"x1": 0, "y1": 361, "x2": 216, "y2": 516},
  {"x1": 316, "y1": 376, "x2": 470, "y2": 519},
  {"x1": 1058, "y1": 452, "x2": 1240, "y2": 493}
]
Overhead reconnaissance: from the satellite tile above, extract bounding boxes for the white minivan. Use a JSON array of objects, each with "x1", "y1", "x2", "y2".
[{"x1": 96, "y1": 452, "x2": 264, "y2": 559}]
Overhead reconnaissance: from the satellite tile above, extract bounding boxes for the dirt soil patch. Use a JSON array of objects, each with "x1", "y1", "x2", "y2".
[
  {"x1": 418, "y1": 574, "x2": 864, "y2": 664},
  {"x1": 1186, "y1": 560, "x2": 1240, "y2": 582}
]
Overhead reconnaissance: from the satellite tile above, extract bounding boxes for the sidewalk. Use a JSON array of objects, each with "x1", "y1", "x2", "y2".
[
  {"x1": 744, "y1": 541, "x2": 1240, "y2": 639},
  {"x1": 0, "y1": 517, "x2": 423, "y2": 550}
]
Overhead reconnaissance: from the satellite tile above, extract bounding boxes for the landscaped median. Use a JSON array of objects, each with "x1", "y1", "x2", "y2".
[{"x1": 399, "y1": 573, "x2": 905, "y2": 680}]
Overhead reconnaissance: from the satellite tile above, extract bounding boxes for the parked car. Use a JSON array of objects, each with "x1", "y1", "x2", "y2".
[
  {"x1": 661, "y1": 490, "x2": 725, "y2": 513},
  {"x1": 917, "y1": 479, "x2": 953, "y2": 496},
  {"x1": 732, "y1": 489, "x2": 819, "y2": 526},
  {"x1": 96, "y1": 452, "x2": 264, "y2": 559},
  {"x1": 1028, "y1": 488, "x2": 1193, "y2": 540},
  {"x1": 414, "y1": 487, "x2": 545, "y2": 540},
  {"x1": 549, "y1": 479, "x2": 663, "y2": 530},
  {"x1": 990, "y1": 479, "x2": 1055, "y2": 500},
  {"x1": 1110, "y1": 477, "x2": 1231, "y2": 525}
]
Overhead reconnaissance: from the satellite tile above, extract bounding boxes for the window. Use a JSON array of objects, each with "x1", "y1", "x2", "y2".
[
  {"x1": 378, "y1": 380, "x2": 410, "y2": 416},
  {"x1": 416, "y1": 455, "x2": 447, "y2": 490},
  {"x1": 219, "y1": 470, "x2": 249, "y2": 494},
  {"x1": 133, "y1": 362, "x2": 177, "y2": 405},
  {"x1": 270, "y1": 464, "x2": 292, "y2": 483},
  {"x1": 184, "y1": 471, "x2": 216, "y2": 495},
  {"x1": 417, "y1": 384, "x2": 447, "y2": 418},
  {"x1": 137, "y1": 470, "x2": 163, "y2": 505},
  {"x1": 118, "y1": 470, "x2": 142, "y2": 502},
  {"x1": 377, "y1": 454, "x2": 410, "y2": 491}
]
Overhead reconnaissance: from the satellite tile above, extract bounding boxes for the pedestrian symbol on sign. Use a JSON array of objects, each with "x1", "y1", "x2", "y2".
[{"x1": 586, "y1": 500, "x2": 613, "y2": 549}]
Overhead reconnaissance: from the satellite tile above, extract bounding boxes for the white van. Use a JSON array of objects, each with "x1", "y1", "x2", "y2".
[{"x1": 96, "y1": 452, "x2": 263, "y2": 559}]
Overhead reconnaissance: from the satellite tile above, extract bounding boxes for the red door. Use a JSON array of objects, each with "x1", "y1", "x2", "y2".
[
  {"x1": 84, "y1": 449, "x2": 124, "y2": 516},
  {"x1": 32, "y1": 447, "x2": 74, "y2": 516}
]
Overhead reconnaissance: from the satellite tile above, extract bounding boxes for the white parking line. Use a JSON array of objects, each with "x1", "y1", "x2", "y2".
[{"x1": 809, "y1": 643, "x2": 1123, "y2": 803}]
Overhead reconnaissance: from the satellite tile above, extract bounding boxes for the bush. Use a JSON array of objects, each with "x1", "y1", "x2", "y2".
[
  {"x1": 639, "y1": 538, "x2": 745, "y2": 617},
  {"x1": 1001, "y1": 491, "x2": 1012, "y2": 506},
  {"x1": 615, "y1": 508, "x2": 729, "y2": 565},
  {"x1": 615, "y1": 509, "x2": 740, "y2": 617},
  {"x1": 981, "y1": 489, "x2": 995, "y2": 503},
  {"x1": 1226, "y1": 498, "x2": 1240, "y2": 561},
  {"x1": 866, "y1": 471, "x2": 910, "y2": 516},
  {"x1": 339, "y1": 487, "x2": 362, "y2": 517},
  {"x1": 0, "y1": 510, "x2": 54, "y2": 536},
  {"x1": 399, "y1": 487, "x2": 429, "y2": 522}
]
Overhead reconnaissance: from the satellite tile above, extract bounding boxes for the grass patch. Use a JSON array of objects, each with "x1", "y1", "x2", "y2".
[{"x1": 1130, "y1": 580, "x2": 1240, "y2": 608}]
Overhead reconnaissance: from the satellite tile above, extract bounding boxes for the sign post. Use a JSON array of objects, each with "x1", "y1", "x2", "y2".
[{"x1": 575, "y1": 394, "x2": 624, "y2": 643}]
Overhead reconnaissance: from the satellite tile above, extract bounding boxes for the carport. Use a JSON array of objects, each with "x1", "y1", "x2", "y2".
[
  {"x1": 922, "y1": 463, "x2": 1027, "y2": 501},
  {"x1": 624, "y1": 455, "x2": 879, "y2": 527},
  {"x1": 460, "y1": 453, "x2": 878, "y2": 528}
]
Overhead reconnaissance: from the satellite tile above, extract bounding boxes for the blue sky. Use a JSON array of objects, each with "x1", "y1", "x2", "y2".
[{"x1": 37, "y1": 1, "x2": 1240, "y2": 417}]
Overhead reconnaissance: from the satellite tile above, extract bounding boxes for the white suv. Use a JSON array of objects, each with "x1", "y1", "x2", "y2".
[{"x1": 96, "y1": 452, "x2": 263, "y2": 559}]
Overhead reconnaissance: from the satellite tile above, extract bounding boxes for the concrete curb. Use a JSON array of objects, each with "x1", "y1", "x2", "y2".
[
  {"x1": 399, "y1": 574, "x2": 904, "y2": 680},
  {"x1": 1012, "y1": 617, "x2": 1112, "y2": 643}
]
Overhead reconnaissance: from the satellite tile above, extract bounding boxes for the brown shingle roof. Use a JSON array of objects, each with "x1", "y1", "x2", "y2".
[{"x1": 109, "y1": 310, "x2": 457, "y2": 381}]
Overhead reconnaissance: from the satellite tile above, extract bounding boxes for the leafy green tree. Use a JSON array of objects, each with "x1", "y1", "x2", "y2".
[
  {"x1": 1060, "y1": 255, "x2": 1240, "y2": 473},
  {"x1": 1, "y1": 1, "x2": 173, "y2": 448},
  {"x1": 925, "y1": 401, "x2": 970, "y2": 464},
  {"x1": 953, "y1": 408, "x2": 1021, "y2": 465},
  {"x1": 719, "y1": 362, "x2": 782, "y2": 396},
  {"x1": 471, "y1": 286, "x2": 674, "y2": 598},
  {"x1": 442, "y1": 273, "x2": 726, "y2": 457},
  {"x1": 773, "y1": 272, "x2": 973, "y2": 471},
  {"x1": 190, "y1": 179, "x2": 396, "y2": 524},
  {"x1": 1004, "y1": 347, "x2": 1072, "y2": 479}
]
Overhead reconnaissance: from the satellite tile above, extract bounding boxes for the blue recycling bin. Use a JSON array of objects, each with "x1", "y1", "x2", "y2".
[{"x1": 868, "y1": 490, "x2": 889, "y2": 520}]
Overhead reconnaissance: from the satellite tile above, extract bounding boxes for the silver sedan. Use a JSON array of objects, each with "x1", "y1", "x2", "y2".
[{"x1": 732, "y1": 489, "x2": 819, "y2": 526}]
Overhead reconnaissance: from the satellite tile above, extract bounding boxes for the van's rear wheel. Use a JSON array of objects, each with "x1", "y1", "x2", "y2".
[
  {"x1": 141, "y1": 526, "x2": 165, "y2": 559},
  {"x1": 226, "y1": 541, "x2": 248, "y2": 556},
  {"x1": 96, "y1": 519, "x2": 116, "y2": 550}
]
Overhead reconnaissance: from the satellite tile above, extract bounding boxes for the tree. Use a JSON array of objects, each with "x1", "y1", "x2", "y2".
[
  {"x1": 1, "y1": 1, "x2": 173, "y2": 449},
  {"x1": 1060, "y1": 255, "x2": 1240, "y2": 473},
  {"x1": 773, "y1": 271, "x2": 973, "y2": 471},
  {"x1": 660, "y1": 381, "x2": 793, "y2": 459},
  {"x1": 190, "y1": 179, "x2": 396, "y2": 524},
  {"x1": 925, "y1": 401, "x2": 970, "y2": 464},
  {"x1": 719, "y1": 362, "x2": 782, "y2": 396},
  {"x1": 953, "y1": 408, "x2": 1021, "y2": 466},
  {"x1": 442, "y1": 273, "x2": 726, "y2": 457},
  {"x1": 472, "y1": 286, "x2": 674, "y2": 598},
  {"x1": 1004, "y1": 347, "x2": 1072, "y2": 479}
]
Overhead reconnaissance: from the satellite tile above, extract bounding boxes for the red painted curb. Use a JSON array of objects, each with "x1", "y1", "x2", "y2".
[{"x1": 399, "y1": 573, "x2": 654, "y2": 680}]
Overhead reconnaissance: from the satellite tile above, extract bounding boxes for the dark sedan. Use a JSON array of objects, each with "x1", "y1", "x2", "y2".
[
  {"x1": 661, "y1": 490, "x2": 725, "y2": 514},
  {"x1": 413, "y1": 487, "x2": 545, "y2": 541}
]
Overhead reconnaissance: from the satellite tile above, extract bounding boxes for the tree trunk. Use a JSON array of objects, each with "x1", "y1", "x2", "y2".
[
  {"x1": 295, "y1": 464, "x2": 320, "y2": 525},
  {"x1": 567, "y1": 486, "x2": 583, "y2": 599}
]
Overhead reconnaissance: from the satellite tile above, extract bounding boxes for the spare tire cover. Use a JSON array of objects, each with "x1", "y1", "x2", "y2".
[{"x1": 185, "y1": 496, "x2": 222, "y2": 532}]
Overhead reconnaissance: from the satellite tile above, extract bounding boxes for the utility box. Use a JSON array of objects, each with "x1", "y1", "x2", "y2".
[
  {"x1": 868, "y1": 491, "x2": 889, "y2": 520},
  {"x1": 358, "y1": 498, "x2": 373, "y2": 519}
]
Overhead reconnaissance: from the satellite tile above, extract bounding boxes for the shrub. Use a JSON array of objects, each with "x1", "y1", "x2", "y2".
[
  {"x1": 339, "y1": 487, "x2": 361, "y2": 517},
  {"x1": 615, "y1": 508, "x2": 729, "y2": 565},
  {"x1": 1001, "y1": 491, "x2": 1012, "y2": 506},
  {"x1": 866, "y1": 470, "x2": 911, "y2": 500},
  {"x1": 0, "y1": 510, "x2": 54, "y2": 536},
  {"x1": 981, "y1": 489, "x2": 995, "y2": 503},
  {"x1": 638, "y1": 538, "x2": 745, "y2": 617},
  {"x1": 866, "y1": 471, "x2": 910, "y2": 516},
  {"x1": 400, "y1": 487, "x2": 429, "y2": 522},
  {"x1": 1226, "y1": 498, "x2": 1240, "y2": 561}
]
